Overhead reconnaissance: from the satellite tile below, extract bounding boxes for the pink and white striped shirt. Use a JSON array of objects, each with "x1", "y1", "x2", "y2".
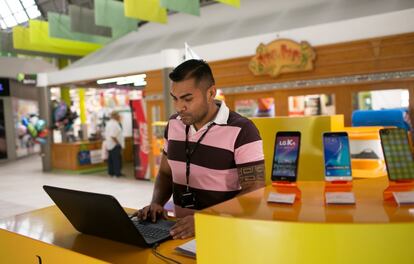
[{"x1": 164, "y1": 101, "x2": 264, "y2": 210}]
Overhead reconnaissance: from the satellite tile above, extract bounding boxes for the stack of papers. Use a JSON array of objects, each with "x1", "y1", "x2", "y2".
[{"x1": 175, "y1": 239, "x2": 196, "y2": 258}]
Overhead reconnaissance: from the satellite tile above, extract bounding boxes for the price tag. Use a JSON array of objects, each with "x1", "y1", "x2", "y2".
[
  {"x1": 175, "y1": 239, "x2": 196, "y2": 258},
  {"x1": 325, "y1": 192, "x2": 355, "y2": 205},
  {"x1": 393, "y1": 191, "x2": 414, "y2": 206},
  {"x1": 267, "y1": 192, "x2": 296, "y2": 204}
]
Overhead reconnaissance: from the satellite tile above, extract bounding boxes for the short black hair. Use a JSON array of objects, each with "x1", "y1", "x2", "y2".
[{"x1": 169, "y1": 59, "x2": 215, "y2": 88}]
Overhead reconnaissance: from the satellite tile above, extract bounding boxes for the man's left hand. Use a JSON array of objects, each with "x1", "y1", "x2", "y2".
[{"x1": 170, "y1": 215, "x2": 194, "y2": 239}]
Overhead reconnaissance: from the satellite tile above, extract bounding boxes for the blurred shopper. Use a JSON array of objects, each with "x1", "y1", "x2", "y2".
[{"x1": 105, "y1": 111, "x2": 124, "y2": 177}]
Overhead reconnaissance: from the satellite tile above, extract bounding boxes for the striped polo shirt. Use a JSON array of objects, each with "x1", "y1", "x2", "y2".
[{"x1": 164, "y1": 100, "x2": 264, "y2": 211}]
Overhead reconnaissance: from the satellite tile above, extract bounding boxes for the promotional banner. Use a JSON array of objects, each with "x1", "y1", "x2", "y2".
[
  {"x1": 160, "y1": 0, "x2": 200, "y2": 16},
  {"x1": 130, "y1": 99, "x2": 150, "y2": 180},
  {"x1": 124, "y1": 0, "x2": 167, "y2": 24},
  {"x1": 94, "y1": 0, "x2": 137, "y2": 38}
]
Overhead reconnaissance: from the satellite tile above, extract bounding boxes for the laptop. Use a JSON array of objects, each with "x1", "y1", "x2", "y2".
[{"x1": 43, "y1": 185, "x2": 175, "y2": 247}]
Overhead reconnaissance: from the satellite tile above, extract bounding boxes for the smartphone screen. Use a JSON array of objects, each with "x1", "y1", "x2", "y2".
[
  {"x1": 272, "y1": 132, "x2": 301, "y2": 181},
  {"x1": 323, "y1": 132, "x2": 352, "y2": 180},
  {"x1": 380, "y1": 128, "x2": 414, "y2": 181}
]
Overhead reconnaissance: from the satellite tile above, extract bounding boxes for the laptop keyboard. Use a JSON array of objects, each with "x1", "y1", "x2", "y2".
[{"x1": 132, "y1": 220, "x2": 173, "y2": 240}]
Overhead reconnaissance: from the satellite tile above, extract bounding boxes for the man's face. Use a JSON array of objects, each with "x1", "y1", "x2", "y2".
[{"x1": 170, "y1": 78, "x2": 212, "y2": 126}]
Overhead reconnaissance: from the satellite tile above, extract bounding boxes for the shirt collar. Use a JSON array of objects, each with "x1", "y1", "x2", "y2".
[
  {"x1": 176, "y1": 100, "x2": 229, "y2": 132},
  {"x1": 212, "y1": 100, "x2": 229, "y2": 125}
]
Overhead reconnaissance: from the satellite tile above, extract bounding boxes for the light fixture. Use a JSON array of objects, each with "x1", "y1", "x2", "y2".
[{"x1": 97, "y1": 74, "x2": 147, "y2": 86}]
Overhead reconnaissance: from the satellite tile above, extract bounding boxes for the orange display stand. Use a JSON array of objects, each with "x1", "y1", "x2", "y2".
[
  {"x1": 383, "y1": 180, "x2": 414, "y2": 201},
  {"x1": 271, "y1": 181, "x2": 301, "y2": 200},
  {"x1": 324, "y1": 180, "x2": 353, "y2": 193}
]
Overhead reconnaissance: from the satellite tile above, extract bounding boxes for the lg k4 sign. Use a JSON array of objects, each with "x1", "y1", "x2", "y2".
[
  {"x1": 249, "y1": 39, "x2": 316, "y2": 77},
  {"x1": 279, "y1": 139, "x2": 296, "y2": 147}
]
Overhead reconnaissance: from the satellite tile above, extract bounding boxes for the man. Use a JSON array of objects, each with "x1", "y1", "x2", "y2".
[
  {"x1": 136, "y1": 59, "x2": 265, "y2": 239},
  {"x1": 105, "y1": 111, "x2": 124, "y2": 177}
]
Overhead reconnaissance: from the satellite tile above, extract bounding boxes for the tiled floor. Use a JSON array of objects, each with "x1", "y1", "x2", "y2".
[{"x1": 0, "y1": 155, "x2": 155, "y2": 219}]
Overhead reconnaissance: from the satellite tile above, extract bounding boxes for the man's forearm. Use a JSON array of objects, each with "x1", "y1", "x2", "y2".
[{"x1": 151, "y1": 172, "x2": 173, "y2": 206}]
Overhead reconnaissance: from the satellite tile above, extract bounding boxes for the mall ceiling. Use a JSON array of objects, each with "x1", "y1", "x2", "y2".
[
  {"x1": 35, "y1": 0, "x2": 216, "y2": 24},
  {"x1": 0, "y1": 0, "x2": 220, "y2": 59},
  {"x1": 35, "y1": 0, "x2": 94, "y2": 18}
]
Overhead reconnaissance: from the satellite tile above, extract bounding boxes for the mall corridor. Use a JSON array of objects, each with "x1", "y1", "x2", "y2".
[{"x1": 0, "y1": 155, "x2": 154, "y2": 219}]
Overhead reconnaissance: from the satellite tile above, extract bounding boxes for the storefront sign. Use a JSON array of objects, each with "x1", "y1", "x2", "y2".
[
  {"x1": 249, "y1": 39, "x2": 316, "y2": 77},
  {"x1": 17, "y1": 73, "x2": 37, "y2": 85}
]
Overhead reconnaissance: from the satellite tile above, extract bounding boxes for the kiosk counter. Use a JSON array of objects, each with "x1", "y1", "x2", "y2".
[
  {"x1": 0, "y1": 206, "x2": 194, "y2": 264},
  {"x1": 195, "y1": 177, "x2": 414, "y2": 264},
  {"x1": 51, "y1": 137, "x2": 133, "y2": 172},
  {"x1": 0, "y1": 177, "x2": 413, "y2": 263}
]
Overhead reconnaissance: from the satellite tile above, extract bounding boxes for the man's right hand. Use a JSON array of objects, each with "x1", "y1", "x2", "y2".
[{"x1": 132, "y1": 203, "x2": 168, "y2": 222}]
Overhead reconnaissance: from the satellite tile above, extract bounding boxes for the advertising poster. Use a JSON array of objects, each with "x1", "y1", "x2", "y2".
[{"x1": 130, "y1": 99, "x2": 150, "y2": 180}]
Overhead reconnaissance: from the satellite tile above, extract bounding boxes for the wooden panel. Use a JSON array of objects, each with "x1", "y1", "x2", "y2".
[
  {"x1": 210, "y1": 32, "x2": 414, "y2": 88},
  {"x1": 145, "y1": 70, "x2": 163, "y2": 95},
  {"x1": 123, "y1": 137, "x2": 133, "y2": 162}
]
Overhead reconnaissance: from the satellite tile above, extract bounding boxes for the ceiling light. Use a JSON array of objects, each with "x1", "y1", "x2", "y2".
[{"x1": 97, "y1": 74, "x2": 147, "y2": 85}]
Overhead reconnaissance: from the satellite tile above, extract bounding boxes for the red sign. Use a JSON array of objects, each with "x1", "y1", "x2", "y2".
[{"x1": 130, "y1": 99, "x2": 150, "y2": 180}]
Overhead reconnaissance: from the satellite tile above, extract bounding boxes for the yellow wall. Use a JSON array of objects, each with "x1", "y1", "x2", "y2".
[
  {"x1": 251, "y1": 115, "x2": 344, "y2": 183},
  {"x1": 195, "y1": 213, "x2": 414, "y2": 264}
]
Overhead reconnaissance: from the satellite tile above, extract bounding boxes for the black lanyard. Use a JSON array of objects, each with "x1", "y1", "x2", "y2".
[{"x1": 185, "y1": 123, "x2": 215, "y2": 191}]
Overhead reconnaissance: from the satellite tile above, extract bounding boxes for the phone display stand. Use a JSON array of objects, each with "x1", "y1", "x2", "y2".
[
  {"x1": 324, "y1": 180, "x2": 353, "y2": 193},
  {"x1": 383, "y1": 180, "x2": 414, "y2": 201},
  {"x1": 271, "y1": 181, "x2": 301, "y2": 200}
]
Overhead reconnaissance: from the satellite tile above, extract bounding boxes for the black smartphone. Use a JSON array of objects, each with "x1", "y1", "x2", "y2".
[
  {"x1": 379, "y1": 127, "x2": 414, "y2": 181},
  {"x1": 271, "y1": 131, "x2": 301, "y2": 182},
  {"x1": 322, "y1": 132, "x2": 352, "y2": 181}
]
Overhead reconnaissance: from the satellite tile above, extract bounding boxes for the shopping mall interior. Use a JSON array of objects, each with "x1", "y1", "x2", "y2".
[{"x1": 1, "y1": 0, "x2": 414, "y2": 263}]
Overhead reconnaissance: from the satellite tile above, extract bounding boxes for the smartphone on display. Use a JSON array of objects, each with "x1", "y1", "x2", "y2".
[
  {"x1": 271, "y1": 131, "x2": 301, "y2": 182},
  {"x1": 323, "y1": 132, "x2": 352, "y2": 181},
  {"x1": 379, "y1": 128, "x2": 414, "y2": 181}
]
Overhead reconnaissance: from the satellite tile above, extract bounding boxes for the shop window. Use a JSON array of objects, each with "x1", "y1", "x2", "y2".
[
  {"x1": 51, "y1": 87, "x2": 136, "y2": 143},
  {"x1": 353, "y1": 89, "x2": 409, "y2": 110},
  {"x1": 288, "y1": 94, "x2": 335, "y2": 116},
  {"x1": 235, "y1": 98, "x2": 275, "y2": 117}
]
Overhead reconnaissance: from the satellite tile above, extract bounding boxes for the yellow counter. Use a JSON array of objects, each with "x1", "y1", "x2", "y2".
[
  {"x1": 1, "y1": 177, "x2": 413, "y2": 263},
  {"x1": 0, "y1": 207, "x2": 194, "y2": 264},
  {"x1": 195, "y1": 177, "x2": 414, "y2": 264}
]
